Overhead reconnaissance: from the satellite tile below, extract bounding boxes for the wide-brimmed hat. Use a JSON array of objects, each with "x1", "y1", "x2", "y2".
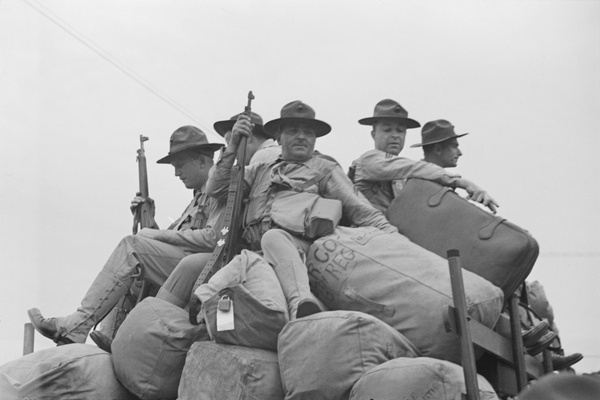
[
  {"x1": 410, "y1": 119, "x2": 468, "y2": 148},
  {"x1": 358, "y1": 99, "x2": 420, "y2": 128},
  {"x1": 264, "y1": 101, "x2": 331, "y2": 137},
  {"x1": 157, "y1": 126, "x2": 224, "y2": 164},
  {"x1": 213, "y1": 111, "x2": 271, "y2": 138}
]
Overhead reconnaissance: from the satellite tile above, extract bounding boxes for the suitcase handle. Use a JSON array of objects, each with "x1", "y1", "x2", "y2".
[
  {"x1": 479, "y1": 217, "x2": 506, "y2": 240},
  {"x1": 428, "y1": 187, "x2": 453, "y2": 207}
]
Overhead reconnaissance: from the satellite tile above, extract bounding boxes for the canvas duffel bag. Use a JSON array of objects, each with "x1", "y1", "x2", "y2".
[
  {"x1": 178, "y1": 341, "x2": 284, "y2": 400},
  {"x1": 111, "y1": 296, "x2": 209, "y2": 400},
  {"x1": 277, "y1": 310, "x2": 419, "y2": 400},
  {"x1": 194, "y1": 249, "x2": 289, "y2": 351},
  {"x1": 386, "y1": 178, "x2": 539, "y2": 298},
  {"x1": 349, "y1": 357, "x2": 499, "y2": 400},
  {"x1": 0, "y1": 344, "x2": 135, "y2": 400},
  {"x1": 306, "y1": 226, "x2": 504, "y2": 364}
]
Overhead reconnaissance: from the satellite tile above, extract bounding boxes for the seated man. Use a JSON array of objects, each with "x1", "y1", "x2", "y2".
[
  {"x1": 349, "y1": 99, "x2": 498, "y2": 214},
  {"x1": 412, "y1": 120, "x2": 583, "y2": 371},
  {"x1": 28, "y1": 126, "x2": 224, "y2": 345},
  {"x1": 208, "y1": 100, "x2": 398, "y2": 319}
]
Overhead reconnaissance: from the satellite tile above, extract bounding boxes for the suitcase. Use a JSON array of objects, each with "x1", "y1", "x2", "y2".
[{"x1": 385, "y1": 178, "x2": 539, "y2": 299}]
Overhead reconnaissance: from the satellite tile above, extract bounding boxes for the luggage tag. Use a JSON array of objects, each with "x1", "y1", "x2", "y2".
[{"x1": 216, "y1": 294, "x2": 234, "y2": 331}]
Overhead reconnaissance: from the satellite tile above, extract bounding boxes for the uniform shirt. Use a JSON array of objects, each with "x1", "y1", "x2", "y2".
[
  {"x1": 249, "y1": 139, "x2": 281, "y2": 165},
  {"x1": 207, "y1": 153, "x2": 397, "y2": 248},
  {"x1": 138, "y1": 184, "x2": 224, "y2": 253},
  {"x1": 350, "y1": 149, "x2": 461, "y2": 213}
]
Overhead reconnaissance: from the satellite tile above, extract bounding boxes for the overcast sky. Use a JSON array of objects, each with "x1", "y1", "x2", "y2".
[{"x1": 1, "y1": 0, "x2": 599, "y2": 371}]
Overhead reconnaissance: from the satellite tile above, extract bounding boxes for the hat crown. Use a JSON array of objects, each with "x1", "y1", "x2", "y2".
[
  {"x1": 372, "y1": 99, "x2": 409, "y2": 119},
  {"x1": 168, "y1": 126, "x2": 210, "y2": 155},
  {"x1": 280, "y1": 100, "x2": 316, "y2": 120},
  {"x1": 410, "y1": 119, "x2": 468, "y2": 148},
  {"x1": 229, "y1": 111, "x2": 264, "y2": 126}
]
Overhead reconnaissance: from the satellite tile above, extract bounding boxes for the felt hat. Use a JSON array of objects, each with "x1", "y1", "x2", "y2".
[
  {"x1": 358, "y1": 99, "x2": 420, "y2": 128},
  {"x1": 410, "y1": 119, "x2": 468, "y2": 148},
  {"x1": 264, "y1": 101, "x2": 331, "y2": 137},
  {"x1": 213, "y1": 111, "x2": 271, "y2": 138},
  {"x1": 156, "y1": 126, "x2": 224, "y2": 164}
]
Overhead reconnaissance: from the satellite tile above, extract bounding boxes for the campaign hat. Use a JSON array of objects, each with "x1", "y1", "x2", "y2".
[
  {"x1": 264, "y1": 101, "x2": 331, "y2": 137},
  {"x1": 213, "y1": 111, "x2": 271, "y2": 138},
  {"x1": 410, "y1": 119, "x2": 468, "y2": 148},
  {"x1": 358, "y1": 99, "x2": 420, "y2": 128},
  {"x1": 157, "y1": 126, "x2": 224, "y2": 164}
]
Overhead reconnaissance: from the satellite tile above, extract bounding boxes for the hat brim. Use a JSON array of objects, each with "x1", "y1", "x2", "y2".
[
  {"x1": 358, "y1": 116, "x2": 421, "y2": 129},
  {"x1": 156, "y1": 143, "x2": 224, "y2": 164},
  {"x1": 213, "y1": 120, "x2": 272, "y2": 138},
  {"x1": 264, "y1": 117, "x2": 331, "y2": 137},
  {"x1": 410, "y1": 132, "x2": 468, "y2": 148}
]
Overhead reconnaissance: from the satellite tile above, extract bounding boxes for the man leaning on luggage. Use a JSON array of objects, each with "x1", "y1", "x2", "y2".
[
  {"x1": 207, "y1": 100, "x2": 398, "y2": 319},
  {"x1": 411, "y1": 118, "x2": 583, "y2": 372},
  {"x1": 28, "y1": 126, "x2": 225, "y2": 345},
  {"x1": 349, "y1": 98, "x2": 498, "y2": 214}
]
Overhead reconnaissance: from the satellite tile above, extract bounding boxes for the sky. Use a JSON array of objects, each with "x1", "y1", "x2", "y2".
[{"x1": 1, "y1": 0, "x2": 599, "y2": 372}]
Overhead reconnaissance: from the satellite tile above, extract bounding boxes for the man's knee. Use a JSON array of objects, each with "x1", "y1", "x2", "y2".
[{"x1": 261, "y1": 228, "x2": 291, "y2": 249}]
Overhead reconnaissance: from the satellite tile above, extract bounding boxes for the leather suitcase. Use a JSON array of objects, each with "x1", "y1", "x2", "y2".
[{"x1": 385, "y1": 178, "x2": 539, "y2": 299}]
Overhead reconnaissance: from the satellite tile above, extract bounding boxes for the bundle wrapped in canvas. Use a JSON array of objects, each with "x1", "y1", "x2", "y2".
[
  {"x1": 178, "y1": 341, "x2": 284, "y2": 400},
  {"x1": 0, "y1": 344, "x2": 135, "y2": 400},
  {"x1": 111, "y1": 296, "x2": 209, "y2": 400},
  {"x1": 194, "y1": 249, "x2": 289, "y2": 351},
  {"x1": 306, "y1": 226, "x2": 504, "y2": 364},
  {"x1": 349, "y1": 357, "x2": 499, "y2": 400},
  {"x1": 277, "y1": 310, "x2": 419, "y2": 400}
]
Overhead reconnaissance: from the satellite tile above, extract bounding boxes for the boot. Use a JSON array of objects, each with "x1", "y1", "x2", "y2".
[
  {"x1": 90, "y1": 331, "x2": 113, "y2": 353},
  {"x1": 30, "y1": 269, "x2": 133, "y2": 344},
  {"x1": 272, "y1": 259, "x2": 322, "y2": 319}
]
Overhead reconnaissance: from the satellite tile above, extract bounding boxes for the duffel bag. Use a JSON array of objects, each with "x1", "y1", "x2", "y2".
[
  {"x1": 386, "y1": 178, "x2": 539, "y2": 298},
  {"x1": 0, "y1": 344, "x2": 135, "y2": 400},
  {"x1": 306, "y1": 226, "x2": 504, "y2": 364},
  {"x1": 349, "y1": 357, "x2": 499, "y2": 400},
  {"x1": 194, "y1": 249, "x2": 289, "y2": 351},
  {"x1": 277, "y1": 310, "x2": 419, "y2": 400},
  {"x1": 111, "y1": 296, "x2": 210, "y2": 400}
]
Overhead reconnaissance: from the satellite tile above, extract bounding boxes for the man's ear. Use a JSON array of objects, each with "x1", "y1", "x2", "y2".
[
  {"x1": 434, "y1": 143, "x2": 443, "y2": 155},
  {"x1": 370, "y1": 129, "x2": 376, "y2": 140}
]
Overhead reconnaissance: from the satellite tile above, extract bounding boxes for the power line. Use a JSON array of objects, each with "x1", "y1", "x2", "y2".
[{"x1": 22, "y1": 0, "x2": 221, "y2": 140}]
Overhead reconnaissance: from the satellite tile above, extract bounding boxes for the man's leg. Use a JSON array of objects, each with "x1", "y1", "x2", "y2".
[
  {"x1": 260, "y1": 229, "x2": 320, "y2": 319},
  {"x1": 29, "y1": 235, "x2": 189, "y2": 344},
  {"x1": 157, "y1": 252, "x2": 212, "y2": 309}
]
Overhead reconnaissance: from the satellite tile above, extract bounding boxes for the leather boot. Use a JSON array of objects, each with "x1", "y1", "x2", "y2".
[
  {"x1": 551, "y1": 352, "x2": 583, "y2": 370},
  {"x1": 45, "y1": 270, "x2": 132, "y2": 343},
  {"x1": 272, "y1": 259, "x2": 322, "y2": 319},
  {"x1": 90, "y1": 331, "x2": 113, "y2": 353}
]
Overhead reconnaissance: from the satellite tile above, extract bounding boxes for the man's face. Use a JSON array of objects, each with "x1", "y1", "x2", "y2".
[
  {"x1": 371, "y1": 120, "x2": 407, "y2": 155},
  {"x1": 279, "y1": 123, "x2": 316, "y2": 162},
  {"x1": 438, "y1": 138, "x2": 462, "y2": 168},
  {"x1": 170, "y1": 151, "x2": 210, "y2": 190}
]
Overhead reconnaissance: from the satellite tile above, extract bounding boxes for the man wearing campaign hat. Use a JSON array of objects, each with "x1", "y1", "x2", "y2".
[
  {"x1": 28, "y1": 126, "x2": 225, "y2": 345},
  {"x1": 207, "y1": 100, "x2": 397, "y2": 319},
  {"x1": 411, "y1": 119, "x2": 467, "y2": 168},
  {"x1": 214, "y1": 111, "x2": 280, "y2": 165},
  {"x1": 350, "y1": 99, "x2": 498, "y2": 214}
]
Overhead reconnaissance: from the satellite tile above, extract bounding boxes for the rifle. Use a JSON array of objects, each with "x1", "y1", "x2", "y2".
[
  {"x1": 189, "y1": 91, "x2": 254, "y2": 325},
  {"x1": 132, "y1": 135, "x2": 158, "y2": 234}
]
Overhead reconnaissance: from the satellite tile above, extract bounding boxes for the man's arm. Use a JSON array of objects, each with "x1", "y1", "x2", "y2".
[
  {"x1": 454, "y1": 178, "x2": 499, "y2": 213},
  {"x1": 136, "y1": 198, "x2": 225, "y2": 253},
  {"x1": 325, "y1": 165, "x2": 398, "y2": 234}
]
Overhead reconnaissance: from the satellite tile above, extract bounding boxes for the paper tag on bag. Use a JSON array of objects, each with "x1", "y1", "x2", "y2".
[{"x1": 216, "y1": 295, "x2": 234, "y2": 331}]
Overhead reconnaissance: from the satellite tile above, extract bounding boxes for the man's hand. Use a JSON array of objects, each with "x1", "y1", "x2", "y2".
[
  {"x1": 225, "y1": 114, "x2": 254, "y2": 154},
  {"x1": 457, "y1": 179, "x2": 499, "y2": 214},
  {"x1": 130, "y1": 194, "x2": 155, "y2": 215}
]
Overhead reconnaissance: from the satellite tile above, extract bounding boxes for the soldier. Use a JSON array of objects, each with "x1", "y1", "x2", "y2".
[
  {"x1": 349, "y1": 98, "x2": 498, "y2": 214},
  {"x1": 213, "y1": 111, "x2": 280, "y2": 165},
  {"x1": 411, "y1": 119, "x2": 467, "y2": 168},
  {"x1": 208, "y1": 100, "x2": 397, "y2": 319},
  {"x1": 28, "y1": 126, "x2": 224, "y2": 345}
]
